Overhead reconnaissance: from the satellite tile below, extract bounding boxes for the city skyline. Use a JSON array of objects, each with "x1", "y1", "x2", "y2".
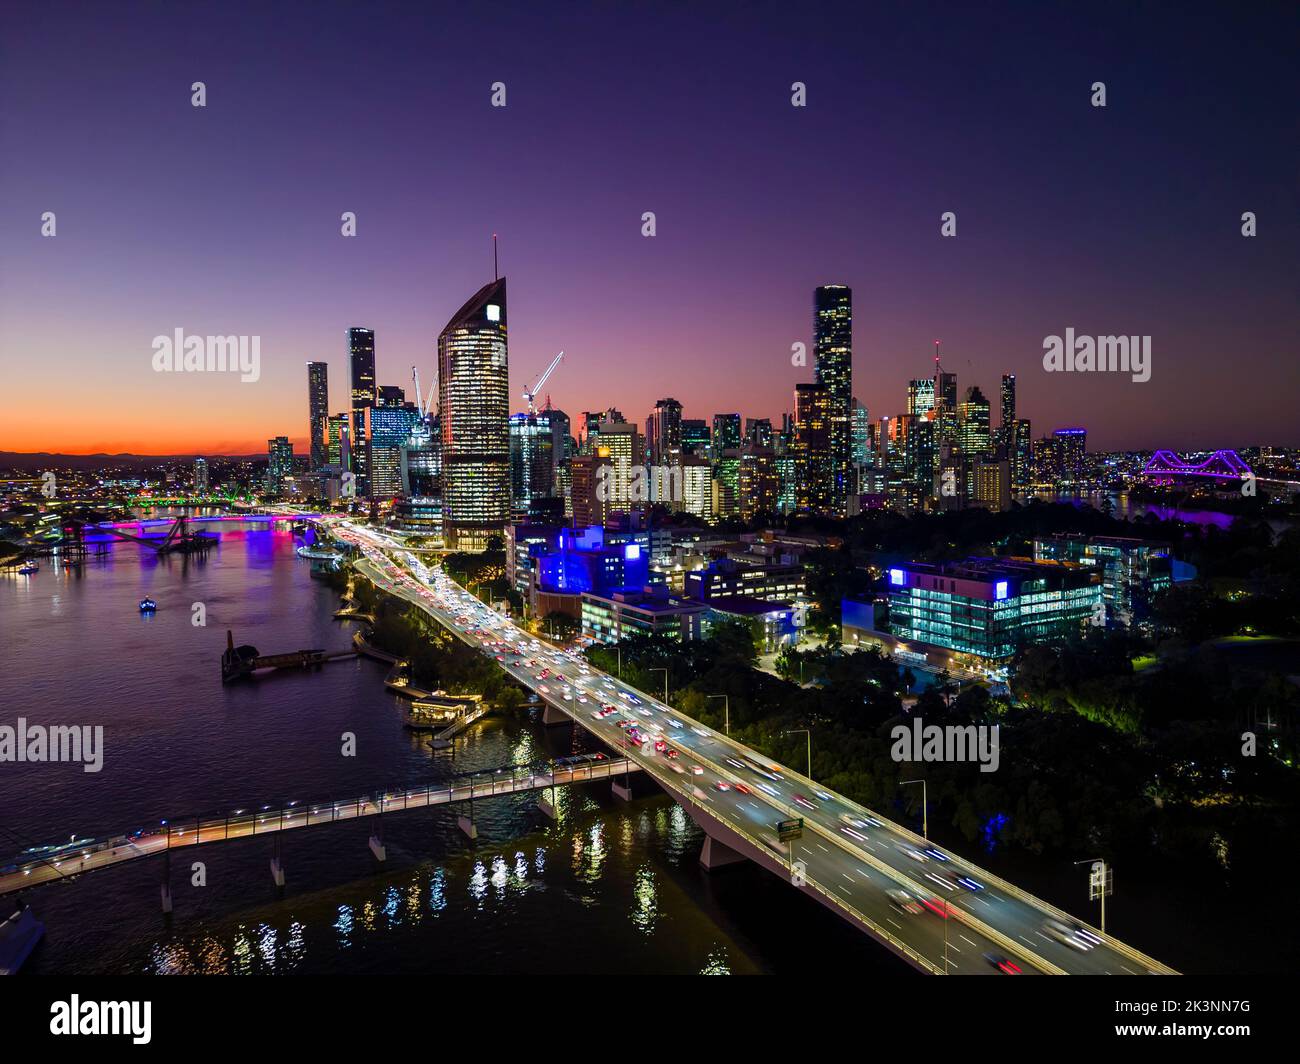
[{"x1": 2, "y1": 2, "x2": 1298, "y2": 455}]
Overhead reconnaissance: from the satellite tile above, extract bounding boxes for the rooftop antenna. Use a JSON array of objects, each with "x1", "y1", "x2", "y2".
[{"x1": 493, "y1": 233, "x2": 499, "y2": 281}]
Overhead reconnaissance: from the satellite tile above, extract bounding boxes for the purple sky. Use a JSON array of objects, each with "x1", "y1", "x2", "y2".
[{"x1": 1, "y1": 0, "x2": 1297, "y2": 454}]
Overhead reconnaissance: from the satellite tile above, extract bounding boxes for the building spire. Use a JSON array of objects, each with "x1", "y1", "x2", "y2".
[{"x1": 493, "y1": 233, "x2": 499, "y2": 281}]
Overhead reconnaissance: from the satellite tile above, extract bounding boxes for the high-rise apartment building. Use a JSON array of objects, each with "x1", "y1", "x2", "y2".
[
  {"x1": 307, "y1": 361, "x2": 329, "y2": 470},
  {"x1": 193, "y1": 457, "x2": 208, "y2": 493},
  {"x1": 265, "y1": 436, "x2": 293, "y2": 496},
  {"x1": 348, "y1": 328, "x2": 376, "y2": 495},
  {"x1": 813, "y1": 285, "x2": 852, "y2": 515}
]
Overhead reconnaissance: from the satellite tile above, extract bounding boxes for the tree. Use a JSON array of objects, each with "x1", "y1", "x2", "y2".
[{"x1": 542, "y1": 610, "x2": 579, "y2": 642}]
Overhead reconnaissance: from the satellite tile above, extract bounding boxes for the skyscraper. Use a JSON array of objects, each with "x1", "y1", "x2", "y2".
[
  {"x1": 348, "y1": 328, "x2": 376, "y2": 496},
  {"x1": 326, "y1": 412, "x2": 349, "y2": 467},
  {"x1": 265, "y1": 436, "x2": 293, "y2": 496},
  {"x1": 509, "y1": 411, "x2": 556, "y2": 518},
  {"x1": 307, "y1": 361, "x2": 329, "y2": 470},
  {"x1": 793, "y1": 382, "x2": 833, "y2": 514},
  {"x1": 957, "y1": 385, "x2": 992, "y2": 457},
  {"x1": 650, "y1": 398, "x2": 684, "y2": 464},
  {"x1": 933, "y1": 357, "x2": 958, "y2": 447},
  {"x1": 813, "y1": 285, "x2": 852, "y2": 515},
  {"x1": 711, "y1": 413, "x2": 741, "y2": 460},
  {"x1": 369, "y1": 405, "x2": 419, "y2": 499},
  {"x1": 996, "y1": 373, "x2": 1017, "y2": 454},
  {"x1": 438, "y1": 278, "x2": 509, "y2": 551},
  {"x1": 193, "y1": 457, "x2": 208, "y2": 493},
  {"x1": 907, "y1": 378, "x2": 935, "y2": 416}
]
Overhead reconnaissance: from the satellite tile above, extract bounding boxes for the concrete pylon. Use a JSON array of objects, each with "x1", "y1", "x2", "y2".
[
  {"x1": 541, "y1": 702, "x2": 570, "y2": 726},
  {"x1": 699, "y1": 835, "x2": 747, "y2": 871},
  {"x1": 368, "y1": 834, "x2": 387, "y2": 862},
  {"x1": 458, "y1": 814, "x2": 478, "y2": 839},
  {"x1": 270, "y1": 857, "x2": 285, "y2": 887},
  {"x1": 537, "y1": 797, "x2": 557, "y2": 819},
  {"x1": 160, "y1": 883, "x2": 173, "y2": 914},
  {"x1": 611, "y1": 780, "x2": 634, "y2": 802}
]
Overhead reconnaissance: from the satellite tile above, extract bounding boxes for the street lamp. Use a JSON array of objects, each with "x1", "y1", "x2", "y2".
[
  {"x1": 1074, "y1": 857, "x2": 1112, "y2": 934},
  {"x1": 706, "y1": 694, "x2": 730, "y2": 736},
  {"x1": 900, "y1": 778, "x2": 928, "y2": 840},
  {"x1": 783, "y1": 728, "x2": 811, "y2": 777},
  {"x1": 648, "y1": 666, "x2": 669, "y2": 704}
]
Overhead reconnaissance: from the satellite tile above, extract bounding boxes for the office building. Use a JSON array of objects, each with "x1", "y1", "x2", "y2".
[
  {"x1": 193, "y1": 457, "x2": 208, "y2": 493},
  {"x1": 864, "y1": 557, "x2": 1102, "y2": 666},
  {"x1": 793, "y1": 382, "x2": 833, "y2": 514},
  {"x1": 438, "y1": 278, "x2": 510, "y2": 551}
]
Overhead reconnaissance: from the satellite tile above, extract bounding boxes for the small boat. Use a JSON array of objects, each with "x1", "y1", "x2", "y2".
[
  {"x1": 139, "y1": 597, "x2": 157, "y2": 612},
  {"x1": 17, "y1": 563, "x2": 38, "y2": 575}
]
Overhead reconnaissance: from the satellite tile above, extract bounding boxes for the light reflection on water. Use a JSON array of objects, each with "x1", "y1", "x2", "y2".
[{"x1": 4, "y1": 519, "x2": 904, "y2": 976}]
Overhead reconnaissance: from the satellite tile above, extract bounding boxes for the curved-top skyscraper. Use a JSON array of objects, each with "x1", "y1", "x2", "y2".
[{"x1": 438, "y1": 277, "x2": 509, "y2": 551}]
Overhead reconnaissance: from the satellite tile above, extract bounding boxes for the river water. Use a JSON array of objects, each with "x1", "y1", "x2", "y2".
[{"x1": 0, "y1": 518, "x2": 901, "y2": 975}]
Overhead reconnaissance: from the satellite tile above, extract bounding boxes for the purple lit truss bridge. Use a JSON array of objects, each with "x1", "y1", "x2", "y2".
[{"x1": 1141, "y1": 449, "x2": 1252, "y2": 484}]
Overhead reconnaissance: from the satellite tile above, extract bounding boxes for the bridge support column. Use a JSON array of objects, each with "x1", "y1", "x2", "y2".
[
  {"x1": 537, "y1": 797, "x2": 557, "y2": 819},
  {"x1": 457, "y1": 814, "x2": 478, "y2": 839},
  {"x1": 160, "y1": 883, "x2": 173, "y2": 914},
  {"x1": 541, "y1": 702, "x2": 569, "y2": 726},
  {"x1": 611, "y1": 780, "x2": 634, "y2": 802},
  {"x1": 270, "y1": 857, "x2": 285, "y2": 888},
  {"x1": 368, "y1": 834, "x2": 387, "y2": 862},
  {"x1": 699, "y1": 835, "x2": 747, "y2": 871}
]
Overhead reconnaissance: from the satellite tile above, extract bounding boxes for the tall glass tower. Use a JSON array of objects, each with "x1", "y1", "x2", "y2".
[
  {"x1": 348, "y1": 328, "x2": 376, "y2": 496},
  {"x1": 813, "y1": 285, "x2": 852, "y2": 515},
  {"x1": 438, "y1": 278, "x2": 509, "y2": 552},
  {"x1": 307, "y1": 361, "x2": 329, "y2": 470}
]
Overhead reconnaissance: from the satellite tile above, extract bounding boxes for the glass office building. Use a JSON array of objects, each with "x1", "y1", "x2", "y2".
[
  {"x1": 438, "y1": 278, "x2": 509, "y2": 551},
  {"x1": 883, "y1": 558, "x2": 1101, "y2": 663}
]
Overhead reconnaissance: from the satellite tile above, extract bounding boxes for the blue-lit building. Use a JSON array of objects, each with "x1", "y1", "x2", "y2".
[
  {"x1": 1032, "y1": 534, "x2": 1187, "y2": 628},
  {"x1": 844, "y1": 558, "x2": 1101, "y2": 669}
]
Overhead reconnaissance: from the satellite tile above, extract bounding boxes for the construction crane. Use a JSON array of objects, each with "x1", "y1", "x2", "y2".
[
  {"x1": 522, "y1": 351, "x2": 564, "y2": 414},
  {"x1": 411, "y1": 365, "x2": 437, "y2": 420}
]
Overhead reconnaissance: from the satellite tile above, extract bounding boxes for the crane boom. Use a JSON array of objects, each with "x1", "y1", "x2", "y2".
[{"x1": 522, "y1": 350, "x2": 565, "y2": 413}]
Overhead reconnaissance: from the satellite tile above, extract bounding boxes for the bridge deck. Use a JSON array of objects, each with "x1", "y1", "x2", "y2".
[{"x1": 0, "y1": 758, "x2": 640, "y2": 895}]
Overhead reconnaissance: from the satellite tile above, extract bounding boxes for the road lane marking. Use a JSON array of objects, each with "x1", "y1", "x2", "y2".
[{"x1": 960, "y1": 935, "x2": 979, "y2": 948}]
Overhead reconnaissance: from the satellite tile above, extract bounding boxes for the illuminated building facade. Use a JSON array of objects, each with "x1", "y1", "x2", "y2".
[{"x1": 438, "y1": 278, "x2": 510, "y2": 551}]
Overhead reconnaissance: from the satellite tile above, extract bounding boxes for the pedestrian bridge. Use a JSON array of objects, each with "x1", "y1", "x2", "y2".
[{"x1": 0, "y1": 754, "x2": 640, "y2": 896}]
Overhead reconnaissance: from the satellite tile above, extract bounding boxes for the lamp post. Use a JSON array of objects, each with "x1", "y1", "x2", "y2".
[
  {"x1": 900, "y1": 778, "x2": 928, "y2": 839},
  {"x1": 783, "y1": 728, "x2": 812, "y2": 777},
  {"x1": 1075, "y1": 857, "x2": 1112, "y2": 934},
  {"x1": 706, "y1": 694, "x2": 730, "y2": 736},
  {"x1": 648, "y1": 667, "x2": 669, "y2": 705}
]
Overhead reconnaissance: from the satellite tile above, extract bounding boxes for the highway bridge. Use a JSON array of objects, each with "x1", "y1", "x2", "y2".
[{"x1": 336, "y1": 520, "x2": 1177, "y2": 977}]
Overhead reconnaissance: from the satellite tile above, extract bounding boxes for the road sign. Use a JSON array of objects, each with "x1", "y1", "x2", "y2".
[
  {"x1": 1088, "y1": 861, "x2": 1113, "y2": 899},
  {"x1": 777, "y1": 818, "x2": 804, "y2": 842}
]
